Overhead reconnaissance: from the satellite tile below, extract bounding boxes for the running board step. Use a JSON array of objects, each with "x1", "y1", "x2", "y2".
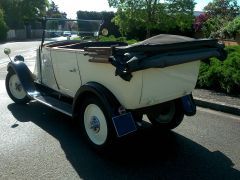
[{"x1": 34, "y1": 95, "x2": 72, "y2": 117}]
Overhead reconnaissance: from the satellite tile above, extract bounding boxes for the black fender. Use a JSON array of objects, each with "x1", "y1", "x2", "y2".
[
  {"x1": 7, "y1": 61, "x2": 37, "y2": 97},
  {"x1": 181, "y1": 94, "x2": 196, "y2": 116},
  {"x1": 72, "y1": 82, "x2": 121, "y2": 120}
]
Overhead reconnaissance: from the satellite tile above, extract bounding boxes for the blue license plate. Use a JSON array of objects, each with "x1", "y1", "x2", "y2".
[{"x1": 112, "y1": 113, "x2": 137, "y2": 137}]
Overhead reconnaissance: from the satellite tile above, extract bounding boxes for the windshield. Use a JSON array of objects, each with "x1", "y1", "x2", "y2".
[{"x1": 43, "y1": 18, "x2": 103, "y2": 42}]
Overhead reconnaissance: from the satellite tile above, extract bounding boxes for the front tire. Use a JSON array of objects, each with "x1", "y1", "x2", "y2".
[
  {"x1": 79, "y1": 96, "x2": 115, "y2": 151},
  {"x1": 147, "y1": 99, "x2": 184, "y2": 130},
  {"x1": 5, "y1": 71, "x2": 30, "y2": 104}
]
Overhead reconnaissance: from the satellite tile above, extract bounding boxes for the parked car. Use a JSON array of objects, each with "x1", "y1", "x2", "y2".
[
  {"x1": 63, "y1": 31, "x2": 71, "y2": 37},
  {"x1": 4, "y1": 18, "x2": 227, "y2": 151}
]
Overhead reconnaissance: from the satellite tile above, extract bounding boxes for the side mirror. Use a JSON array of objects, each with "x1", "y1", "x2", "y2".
[{"x1": 4, "y1": 48, "x2": 11, "y2": 55}]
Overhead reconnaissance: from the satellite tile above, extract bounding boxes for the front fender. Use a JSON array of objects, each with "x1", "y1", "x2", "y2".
[{"x1": 7, "y1": 61, "x2": 37, "y2": 96}]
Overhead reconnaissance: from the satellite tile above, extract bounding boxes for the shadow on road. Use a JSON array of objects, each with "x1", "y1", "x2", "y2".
[{"x1": 8, "y1": 102, "x2": 240, "y2": 179}]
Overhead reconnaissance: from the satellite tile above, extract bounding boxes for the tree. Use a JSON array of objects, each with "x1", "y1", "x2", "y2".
[
  {"x1": 221, "y1": 16, "x2": 240, "y2": 39},
  {"x1": 166, "y1": 0, "x2": 196, "y2": 31},
  {"x1": 46, "y1": 1, "x2": 66, "y2": 18},
  {"x1": 204, "y1": 0, "x2": 240, "y2": 21},
  {"x1": 0, "y1": 8, "x2": 8, "y2": 41},
  {"x1": 193, "y1": 13, "x2": 209, "y2": 32},
  {"x1": 109, "y1": 0, "x2": 166, "y2": 37},
  {"x1": 20, "y1": 0, "x2": 49, "y2": 24},
  {"x1": 200, "y1": 0, "x2": 240, "y2": 38},
  {"x1": 108, "y1": 0, "x2": 195, "y2": 38},
  {"x1": 0, "y1": 0, "x2": 23, "y2": 28},
  {"x1": 0, "y1": 0, "x2": 49, "y2": 28},
  {"x1": 77, "y1": 11, "x2": 121, "y2": 37}
]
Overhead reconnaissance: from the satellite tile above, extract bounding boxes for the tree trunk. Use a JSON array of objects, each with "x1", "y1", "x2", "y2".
[{"x1": 146, "y1": 28, "x2": 151, "y2": 38}]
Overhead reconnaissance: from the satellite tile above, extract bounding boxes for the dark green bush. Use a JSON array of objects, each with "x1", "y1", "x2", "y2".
[
  {"x1": 197, "y1": 45, "x2": 240, "y2": 94},
  {"x1": 99, "y1": 35, "x2": 137, "y2": 44}
]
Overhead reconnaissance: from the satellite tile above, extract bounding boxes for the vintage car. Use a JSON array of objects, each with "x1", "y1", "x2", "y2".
[{"x1": 4, "y1": 18, "x2": 227, "y2": 150}]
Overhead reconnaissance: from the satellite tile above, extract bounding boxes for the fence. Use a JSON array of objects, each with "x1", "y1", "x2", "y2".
[{"x1": 7, "y1": 29, "x2": 42, "y2": 40}]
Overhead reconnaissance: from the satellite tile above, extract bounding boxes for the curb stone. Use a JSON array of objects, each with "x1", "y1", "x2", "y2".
[{"x1": 194, "y1": 97, "x2": 240, "y2": 116}]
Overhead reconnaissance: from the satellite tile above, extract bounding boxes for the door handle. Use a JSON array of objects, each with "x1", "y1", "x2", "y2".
[{"x1": 69, "y1": 68, "x2": 77, "y2": 72}]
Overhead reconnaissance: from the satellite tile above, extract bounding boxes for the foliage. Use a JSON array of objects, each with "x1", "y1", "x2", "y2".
[
  {"x1": 0, "y1": 0, "x2": 49, "y2": 28},
  {"x1": 199, "y1": 0, "x2": 240, "y2": 38},
  {"x1": 46, "y1": 1, "x2": 66, "y2": 18},
  {"x1": 0, "y1": 0, "x2": 23, "y2": 28},
  {"x1": 221, "y1": 17, "x2": 240, "y2": 39},
  {"x1": 197, "y1": 45, "x2": 240, "y2": 94},
  {"x1": 165, "y1": 0, "x2": 196, "y2": 31},
  {"x1": 20, "y1": 0, "x2": 49, "y2": 24},
  {"x1": 193, "y1": 13, "x2": 209, "y2": 32},
  {"x1": 99, "y1": 35, "x2": 137, "y2": 44},
  {"x1": 202, "y1": 17, "x2": 229, "y2": 38},
  {"x1": 204, "y1": 0, "x2": 240, "y2": 21},
  {"x1": 108, "y1": 0, "x2": 195, "y2": 38},
  {"x1": 77, "y1": 11, "x2": 121, "y2": 37},
  {"x1": 0, "y1": 8, "x2": 8, "y2": 41}
]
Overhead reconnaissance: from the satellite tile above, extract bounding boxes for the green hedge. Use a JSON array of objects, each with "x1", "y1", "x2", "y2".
[
  {"x1": 197, "y1": 45, "x2": 240, "y2": 94},
  {"x1": 99, "y1": 35, "x2": 137, "y2": 45}
]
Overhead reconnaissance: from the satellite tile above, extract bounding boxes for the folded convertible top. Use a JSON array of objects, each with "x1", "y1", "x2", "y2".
[{"x1": 109, "y1": 34, "x2": 227, "y2": 81}]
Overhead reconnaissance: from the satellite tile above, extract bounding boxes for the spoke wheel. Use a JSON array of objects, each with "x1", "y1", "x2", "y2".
[{"x1": 6, "y1": 71, "x2": 30, "y2": 104}]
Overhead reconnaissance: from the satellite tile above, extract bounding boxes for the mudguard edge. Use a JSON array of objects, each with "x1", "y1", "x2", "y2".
[
  {"x1": 7, "y1": 61, "x2": 37, "y2": 97},
  {"x1": 72, "y1": 82, "x2": 121, "y2": 119}
]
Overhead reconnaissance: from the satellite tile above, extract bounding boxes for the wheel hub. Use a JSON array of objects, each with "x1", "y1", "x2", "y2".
[
  {"x1": 90, "y1": 116, "x2": 100, "y2": 133},
  {"x1": 15, "y1": 83, "x2": 22, "y2": 91}
]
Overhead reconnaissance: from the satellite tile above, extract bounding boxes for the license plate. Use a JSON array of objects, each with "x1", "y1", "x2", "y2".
[{"x1": 112, "y1": 113, "x2": 137, "y2": 137}]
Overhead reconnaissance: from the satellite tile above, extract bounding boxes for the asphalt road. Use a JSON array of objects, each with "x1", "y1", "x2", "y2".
[
  {"x1": 0, "y1": 41, "x2": 240, "y2": 179},
  {"x1": 0, "y1": 79, "x2": 239, "y2": 179},
  {"x1": 0, "y1": 41, "x2": 40, "y2": 79}
]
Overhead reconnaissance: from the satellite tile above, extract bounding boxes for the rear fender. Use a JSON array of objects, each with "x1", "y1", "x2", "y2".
[
  {"x1": 7, "y1": 61, "x2": 38, "y2": 97},
  {"x1": 72, "y1": 82, "x2": 138, "y2": 137},
  {"x1": 72, "y1": 82, "x2": 121, "y2": 120},
  {"x1": 181, "y1": 94, "x2": 196, "y2": 116}
]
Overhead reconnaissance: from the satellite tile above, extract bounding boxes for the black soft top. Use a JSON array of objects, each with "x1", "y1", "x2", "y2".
[{"x1": 109, "y1": 34, "x2": 227, "y2": 81}]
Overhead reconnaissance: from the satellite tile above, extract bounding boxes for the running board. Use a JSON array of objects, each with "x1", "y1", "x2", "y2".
[{"x1": 34, "y1": 95, "x2": 72, "y2": 117}]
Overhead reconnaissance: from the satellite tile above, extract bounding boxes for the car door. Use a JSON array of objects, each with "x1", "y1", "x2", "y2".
[
  {"x1": 40, "y1": 47, "x2": 59, "y2": 91},
  {"x1": 50, "y1": 49, "x2": 81, "y2": 97}
]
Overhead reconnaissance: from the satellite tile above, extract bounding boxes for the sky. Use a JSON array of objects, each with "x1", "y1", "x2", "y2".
[{"x1": 51, "y1": 0, "x2": 218, "y2": 19}]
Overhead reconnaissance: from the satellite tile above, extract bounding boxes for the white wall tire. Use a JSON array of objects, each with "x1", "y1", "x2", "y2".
[
  {"x1": 84, "y1": 104, "x2": 108, "y2": 146},
  {"x1": 5, "y1": 71, "x2": 30, "y2": 104},
  {"x1": 79, "y1": 96, "x2": 115, "y2": 151}
]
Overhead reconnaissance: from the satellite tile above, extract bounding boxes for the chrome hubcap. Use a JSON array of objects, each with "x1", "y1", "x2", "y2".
[
  {"x1": 15, "y1": 82, "x2": 22, "y2": 91},
  {"x1": 90, "y1": 116, "x2": 100, "y2": 133}
]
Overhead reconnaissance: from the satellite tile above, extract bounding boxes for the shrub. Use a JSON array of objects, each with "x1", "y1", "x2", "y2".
[
  {"x1": 99, "y1": 35, "x2": 137, "y2": 44},
  {"x1": 197, "y1": 45, "x2": 240, "y2": 94}
]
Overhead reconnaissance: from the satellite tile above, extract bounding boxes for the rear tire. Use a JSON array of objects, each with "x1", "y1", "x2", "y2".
[
  {"x1": 147, "y1": 99, "x2": 184, "y2": 130},
  {"x1": 79, "y1": 96, "x2": 115, "y2": 151},
  {"x1": 5, "y1": 71, "x2": 30, "y2": 104}
]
